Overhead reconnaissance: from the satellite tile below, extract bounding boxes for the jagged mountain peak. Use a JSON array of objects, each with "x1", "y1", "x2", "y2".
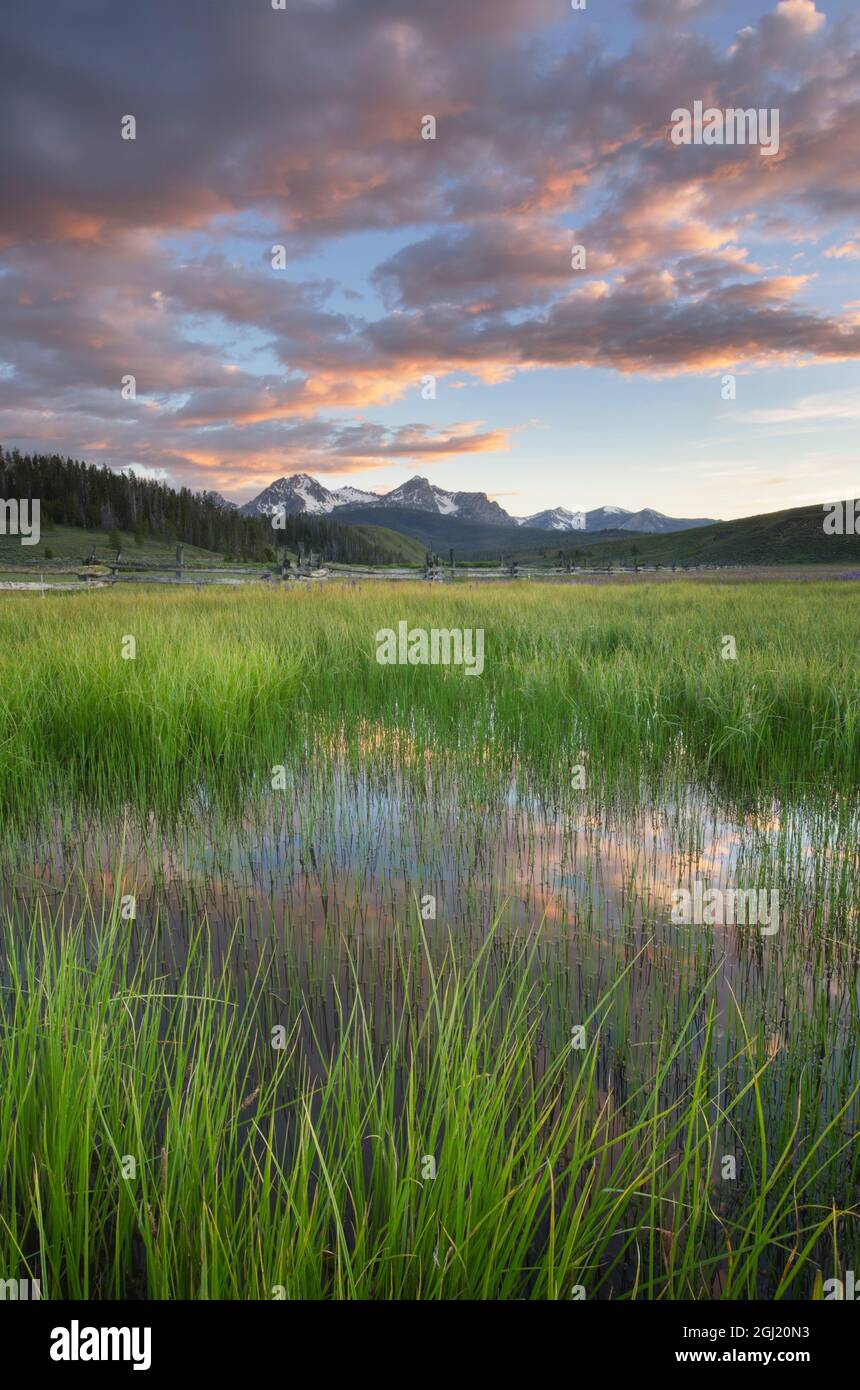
[{"x1": 236, "y1": 473, "x2": 717, "y2": 535}]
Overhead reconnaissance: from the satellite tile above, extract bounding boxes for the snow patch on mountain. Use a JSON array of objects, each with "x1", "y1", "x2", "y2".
[
  {"x1": 434, "y1": 490, "x2": 460, "y2": 516},
  {"x1": 519, "y1": 507, "x2": 586, "y2": 532},
  {"x1": 237, "y1": 473, "x2": 718, "y2": 535},
  {"x1": 330, "y1": 485, "x2": 379, "y2": 506}
]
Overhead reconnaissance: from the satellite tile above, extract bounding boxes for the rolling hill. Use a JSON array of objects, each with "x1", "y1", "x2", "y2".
[
  {"x1": 534, "y1": 501, "x2": 860, "y2": 568},
  {"x1": 329, "y1": 504, "x2": 556, "y2": 557},
  {"x1": 0, "y1": 519, "x2": 426, "y2": 572}
]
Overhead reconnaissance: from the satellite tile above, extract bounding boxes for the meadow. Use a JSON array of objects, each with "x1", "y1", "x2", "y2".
[{"x1": 0, "y1": 581, "x2": 857, "y2": 1299}]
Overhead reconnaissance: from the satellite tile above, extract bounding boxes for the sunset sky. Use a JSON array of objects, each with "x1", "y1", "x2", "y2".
[{"x1": 1, "y1": 0, "x2": 858, "y2": 519}]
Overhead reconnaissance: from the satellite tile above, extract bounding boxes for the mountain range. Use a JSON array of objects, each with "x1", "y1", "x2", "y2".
[{"x1": 237, "y1": 473, "x2": 716, "y2": 535}]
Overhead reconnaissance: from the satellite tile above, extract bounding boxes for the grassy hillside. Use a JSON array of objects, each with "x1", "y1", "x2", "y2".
[
  {"x1": 0, "y1": 524, "x2": 227, "y2": 572},
  {"x1": 0, "y1": 520, "x2": 424, "y2": 572},
  {"x1": 326, "y1": 523, "x2": 424, "y2": 565},
  {"x1": 521, "y1": 501, "x2": 860, "y2": 567},
  {"x1": 5, "y1": 498, "x2": 856, "y2": 571},
  {"x1": 333, "y1": 498, "x2": 860, "y2": 567},
  {"x1": 333, "y1": 503, "x2": 552, "y2": 556}
]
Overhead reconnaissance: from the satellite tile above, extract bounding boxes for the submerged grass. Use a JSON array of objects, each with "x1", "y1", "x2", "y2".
[
  {"x1": 1, "y1": 902, "x2": 855, "y2": 1300},
  {"x1": 0, "y1": 580, "x2": 857, "y2": 1299}
]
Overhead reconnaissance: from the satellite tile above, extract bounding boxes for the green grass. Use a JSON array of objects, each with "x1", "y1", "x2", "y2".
[
  {"x1": 0, "y1": 524, "x2": 230, "y2": 570},
  {"x1": 0, "y1": 580, "x2": 857, "y2": 1299},
  {"x1": 1, "y1": 903, "x2": 854, "y2": 1300},
  {"x1": 0, "y1": 581, "x2": 857, "y2": 819},
  {"x1": 0, "y1": 521, "x2": 426, "y2": 571}
]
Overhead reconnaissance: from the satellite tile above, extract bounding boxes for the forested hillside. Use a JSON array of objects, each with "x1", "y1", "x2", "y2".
[{"x1": 0, "y1": 448, "x2": 420, "y2": 564}]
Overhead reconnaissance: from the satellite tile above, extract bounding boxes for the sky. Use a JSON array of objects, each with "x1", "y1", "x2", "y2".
[{"x1": 0, "y1": 0, "x2": 858, "y2": 520}]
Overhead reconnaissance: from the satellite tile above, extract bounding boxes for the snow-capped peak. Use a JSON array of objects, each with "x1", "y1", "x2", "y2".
[
  {"x1": 236, "y1": 474, "x2": 717, "y2": 536},
  {"x1": 518, "y1": 506, "x2": 586, "y2": 532}
]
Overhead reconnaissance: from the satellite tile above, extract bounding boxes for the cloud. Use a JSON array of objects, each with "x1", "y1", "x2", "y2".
[
  {"x1": 730, "y1": 0, "x2": 827, "y2": 63},
  {"x1": 737, "y1": 390, "x2": 860, "y2": 425},
  {"x1": 372, "y1": 222, "x2": 575, "y2": 312},
  {"x1": 416, "y1": 283, "x2": 855, "y2": 377},
  {"x1": 771, "y1": 0, "x2": 827, "y2": 39},
  {"x1": 124, "y1": 463, "x2": 172, "y2": 482},
  {"x1": 825, "y1": 241, "x2": 860, "y2": 260},
  {"x1": 1, "y1": 0, "x2": 859, "y2": 492}
]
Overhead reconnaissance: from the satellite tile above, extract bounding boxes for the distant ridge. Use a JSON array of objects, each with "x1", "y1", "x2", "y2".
[
  {"x1": 239, "y1": 472, "x2": 717, "y2": 534},
  {"x1": 528, "y1": 500, "x2": 860, "y2": 568}
]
